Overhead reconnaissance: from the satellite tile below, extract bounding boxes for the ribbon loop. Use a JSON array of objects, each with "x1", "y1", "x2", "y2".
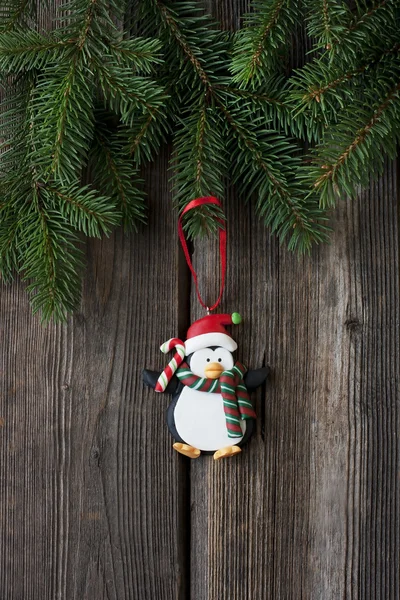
[{"x1": 178, "y1": 197, "x2": 226, "y2": 312}]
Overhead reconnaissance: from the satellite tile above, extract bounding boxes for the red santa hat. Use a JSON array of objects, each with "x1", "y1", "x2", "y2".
[{"x1": 184, "y1": 312, "x2": 241, "y2": 356}]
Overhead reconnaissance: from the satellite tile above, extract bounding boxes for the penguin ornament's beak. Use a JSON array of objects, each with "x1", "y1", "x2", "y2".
[{"x1": 205, "y1": 362, "x2": 224, "y2": 379}]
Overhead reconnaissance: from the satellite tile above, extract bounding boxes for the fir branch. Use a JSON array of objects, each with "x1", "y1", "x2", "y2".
[
  {"x1": 144, "y1": 0, "x2": 231, "y2": 102},
  {"x1": 303, "y1": 0, "x2": 352, "y2": 52},
  {"x1": 154, "y1": 1, "x2": 211, "y2": 88},
  {"x1": 230, "y1": 0, "x2": 299, "y2": 86},
  {"x1": 20, "y1": 193, "x2": 84, "y2": 321},
  {"x1": 0, "y1": 0, "x2": 37, "y2": 32},
  {"x1": 215, "y1": 83, "x2": 285, "y2": 108},
  {"x1": 31, "y1": 60, "x2": 95, "y2": 183},
  {"x1": 0, "y1": 29, "x2": 71, "y2": 73},
  {"x1": 333, "y1": 0, "x2": 398, "y2": 58},
  {"x1": 60, "y1": 0, "x2": 121, "y2": 49},
  {"x1": 306, "y1": 80, "x2": 400, "y2": 206},
  {"x1": 288, "y1": 44, "x2": 400, "y2": 141},
  {"x1": 215, "y1": 77, "x2": 289, "y2": 130},
  {"x1": 109, "y1": 38, "x2": 163, "y2": 73},
  {"x1": 124, "y1": 104, "x2": 170, "y2": 165},
  {"x1": 96, "y1": 61, "x2": 165, "y2": 120},
  {"x1": 1, "y1": 0, "x2": 399, "y2": 319},
  {"x1": 45, "y1": 183, "x2": 122, "y2": 237},
  {"x1": 217, "y1": 97, "x2": 329, "y2": 251},
  {"x1": 90, "y1": 122, "x2": 146, "y2": 231},
  {"x1": 172, "y1": 100, "x2": 228, "y2": 237},
  {"x1": 0, "y1": 204, "x2": 19, "y2": 281},
  {"x1": 348, "y1": 0, "x2": 388, "y2": 32},
  {"x1": 28, "y1": 0, "x2": 121, "y2": 183}
]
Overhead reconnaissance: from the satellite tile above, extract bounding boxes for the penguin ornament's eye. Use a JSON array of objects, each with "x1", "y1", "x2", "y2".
[
  {"x1": 190, "y1": 349, "x2": 215, "y2": 377},
  {"x1": 190, "y1": 347, "x2": 235, "y2": 378},
  {"x1": 214, "y1": 348, "x2": 234, "y2": 371}
]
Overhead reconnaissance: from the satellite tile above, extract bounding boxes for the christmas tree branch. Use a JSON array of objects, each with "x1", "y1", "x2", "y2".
[
  {"x1": 0, "y1": 206, "x2": 19, "y2": 281},
  {"x1": 347, "y1": 0, "x2": 388, "y2": 32},
  {"x1": 154, "y1": 1, "x2": 211, "y2": 88},
  {"x1": 109, "y1": 38, "x2": 163, "y2": 73},
  {"x1": 21, "y1": 191, "x2": 84, "y2": 321},
  {"x1": 214, "y1": 84, "x2": 285, "y2": 108},
  {"x1": 32, "y1": 60, "x2": 95, "y2": 183},
  {"x1": 309, "y1": 80, "x2": 400, "y2": 206},
  {"x1": 219, "y1": 100, "x2": 293, "y2": 207},
  {"x1": 127, "y1": 108, "x2": 160, "y2": 161},
  {"x1": 46, "y1": 184, "x2": 121, "y2": 237},
  {"x1": 173, "y1": 99, "x2": 227, "y2": 237},
  {"x1": 90, "y1": 124, "x2": 146, "y2": 230},
  {"x1": 97, "y1": 63, "x2": 164, "y2": 116},
  {"x1": 304, "y1": 0, "x2": 351, "y2": 51},
  {"x1": 230, "y1": 0, "x2": 297, "y2": 85},
  {"x1": 0, "y1": 0, "x2": 37, "y2": 32},
  {"x1": 217, "y1": 98, "x2": 329, "y2": 250},
  {"x1": 0, "y1": 0, "x2": 398, "y2": 318},
  {"x1": 0, "y1": 30, "x2": 72, "y2": 72}
]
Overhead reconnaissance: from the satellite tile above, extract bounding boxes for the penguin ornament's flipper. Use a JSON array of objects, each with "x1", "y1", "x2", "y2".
[
  {"x1": 237, "y1": 366, "x2": 270, "y2": 449},
  {"x1": 142, "y1": 369, "x2": 179, "y2": 395},
  {"x1": 244, "y1": 366, "x2": 270, "y2": 392}
]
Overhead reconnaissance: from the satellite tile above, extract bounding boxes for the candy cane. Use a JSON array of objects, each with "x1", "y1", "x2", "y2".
[{"x1": 155, "y1": 338, "x2": 186, "y2": 392}]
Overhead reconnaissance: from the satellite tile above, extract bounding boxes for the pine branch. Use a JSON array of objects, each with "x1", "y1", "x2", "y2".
[
  {"x1": 96, "y1": 61, "x2": 165, "y2": 123},
  {"x1": 172, "y1": 99, "x2": 228, "y2": 237},
  {"x1": 124, "y1": 105, "x2": 170, "y2": 165},
  {"x1": 303, "y1": 0, "x2": 352, "y2": 52},
  {"x1": 0, "y1": 29, "x2": 71, "y2": 73},
  {"x1": 0, "y1": 203, "x2": 19, "y2": 281},
  {"x1": 1, "y1": 0, "x2": 399, "y2": 319},
  {"x1": 90, "y1": 121, "x2": 146, "y2": 231},
  {"x1": 27, "y1": 0, "x2": 120, "y2": 184},
  {"x1": 0, "y1": 0, "x2": 167, "y2": 319},
  {"x1": 145, "y1": 0, "x2": 231, "y2": 102},
  {"x1": 60, "y1": 0, "x2": 120, "y2": 47},
  {"x1": 217, "y1": 97, "x2": 329, "y2": 251},
  {"x1": 0, "y1": 79, "x2": 31, "y2": 174},
  {"x1": 215, "y1": 76, "x2": 289, "y2": 131},
  {"x1": 31, "y1": 60, "x2": 95, "y2": 183},
  {"x1": 20, "y1": 192, "x2": 84, "y2": 321},
  {"x1": 288, "y1": 42, "x2": 400, "y2": 142},
  {"x1": 153, "y1": 1, "x2": 212, "y2": 88},
  {"x1": 320, "y1": 2, "x2": 398, "y2": 67},
  {"x1": 45, "y1": 183, "x2": 122, "y2": 237},
  {"x1": 109, "y1": 38, "x2": 163, "y2": 73},
  {"x1": 344, "y1": 0, "x2": 397, "y2": 40},
  {"x1": 305, "y1": 79, "x2": 400, "y2": 207},
  {"x1": 0, "y1": 0, "x2": 38, "y2": 32},
  {"x1": 230, "y1": 0, "x2": 299, "y2": 86}
]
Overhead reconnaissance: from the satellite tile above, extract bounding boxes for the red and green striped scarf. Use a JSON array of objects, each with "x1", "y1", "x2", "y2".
[{"x1": 176, "y1": 361, "x2": 256, "y2": 438}]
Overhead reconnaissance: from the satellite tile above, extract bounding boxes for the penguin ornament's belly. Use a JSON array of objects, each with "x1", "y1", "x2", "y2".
[{"x1": 170, "y1": 386, "x2": 246, "y2": 451}]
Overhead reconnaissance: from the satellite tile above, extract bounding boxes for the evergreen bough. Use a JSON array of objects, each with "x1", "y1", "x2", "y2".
[{"x1": 0, "y1": 0, "x2": 399, "y2": 319}]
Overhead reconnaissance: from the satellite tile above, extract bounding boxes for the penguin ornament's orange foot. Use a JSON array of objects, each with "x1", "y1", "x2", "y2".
[
  {"x1": 213, "y1": 445, "x2": 242, "y2": 460},
  {"x1": 173, "y1": 443, "x2": 201, "y2": 459}
]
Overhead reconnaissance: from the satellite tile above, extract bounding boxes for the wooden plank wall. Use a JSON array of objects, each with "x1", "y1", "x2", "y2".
[{"x1": 0, "y1": 1, "x2": 399, "y2": 599}]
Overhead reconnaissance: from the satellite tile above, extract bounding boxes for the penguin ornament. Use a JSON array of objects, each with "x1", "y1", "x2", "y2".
[{"x1": 143, "y1": 312, "x2": 270, "y2": 460}]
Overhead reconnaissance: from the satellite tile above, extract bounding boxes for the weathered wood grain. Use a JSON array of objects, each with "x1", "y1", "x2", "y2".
[
  {"x1": 189, "y1": 5, "x2": 400, "y2": 600},
  {"x1": 1, "y1": 1, "x2": 399, "y2": 599},
  {"x1": 189, "y1": 145, "x2": 400, "y2": 600},
  {"x1": 189, "y1": 166, "x2": 400, "y2": 600},
  {"x1": 0, "y1": 149, "x2": 189, "y2": 600}
]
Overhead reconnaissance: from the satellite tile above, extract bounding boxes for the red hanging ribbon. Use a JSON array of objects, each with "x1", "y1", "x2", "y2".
[{"x1": 178, "y1": 197, "x2": 226, "y2": 312}]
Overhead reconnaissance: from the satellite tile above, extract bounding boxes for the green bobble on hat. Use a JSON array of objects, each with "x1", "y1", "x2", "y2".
[{"x1": 231, "y1": 312, "x2": 241, "y2": 325}]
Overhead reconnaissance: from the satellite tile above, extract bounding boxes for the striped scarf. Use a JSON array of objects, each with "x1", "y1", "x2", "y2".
[{"x1": 176, "y1": 361, "x2": 256, "y2": 438}]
